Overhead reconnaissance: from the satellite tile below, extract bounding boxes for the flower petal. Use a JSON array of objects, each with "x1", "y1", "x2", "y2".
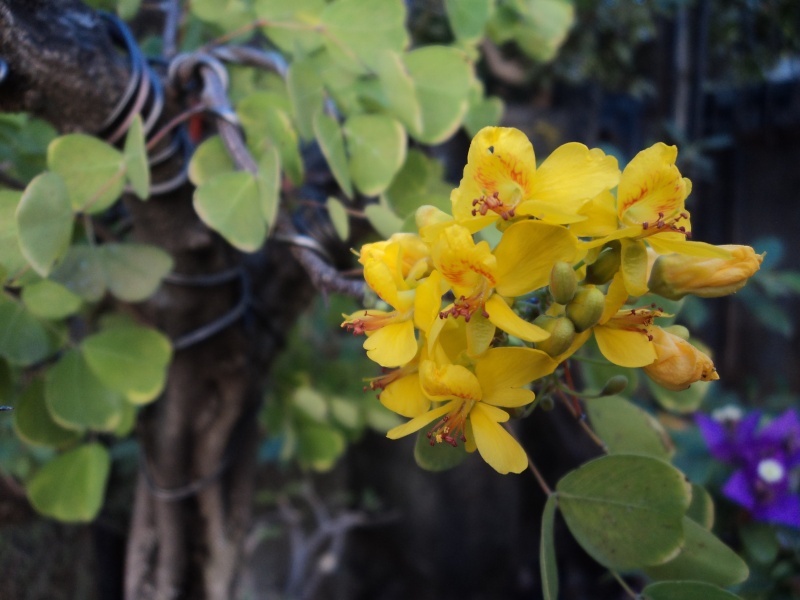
[
  {"x1": 594, "y1": 325, "x2": 656, "y2": 368},
  {"x1": 483, "y1": 387, "x2": 536, "y2": 408},
  {"x1": 476, "y1": 346, "x2": 557, "y2": 394},
  {"x1": 380, "y1": 373, "x2": 430, "y2": 418},
  {"x1": 485, "y1": 295, "x2": 549, "y2": 342},
  {"x1": 432, "y1": 224, "x2": 497, "y2": 295},
  {"x1": 620, "y1": 238, "x2": 649, "y2": 297},
  {"x1": 386, "y1": 401, "x2": 456, "y2": 439},
  {"x1": 618, "y1": 143, "x2": 688, "y2": 226},
  {"x1": 363, "y1": 319, "x2": 417, "y2": 367},
  {"x1": 494, "y1": 221, "x2": 582, "y2": 297},
  {"x1": 570, "y1": 190, "x2": 620, "y2": 238},
  {"x1": 647, "y1": 236, "x2": 733, "y2": 259},
  {"x1": 419, "y1": 360, "x2": 482, "y2": 401},
  {"x1": 470, "y1": 403, "x2": 527, "y2": 474}
]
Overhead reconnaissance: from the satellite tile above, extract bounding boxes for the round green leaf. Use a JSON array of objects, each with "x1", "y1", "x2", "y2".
[
  {"x1": 320, "y1": 0, "x2": 408, "y2": 72},
  {"x1": 0, "y1": 294, "x2": 52, "y2": 366},
  {"x1": 464, "y1": 82, "x2": 504, "y2": 137},
  {"x1": 123, "y1": 114, "x2": 150, "y2": 200},
  {"x1": 647, "y1": 377, "x2": 711, "y2": 414},
  {"x1": 188, "y1": 135, "x2": 235, "y2": 187},
  {"x1": 374, "y1": 50, "x2": 422, "y2": 134},
  {"x1": 16, "y1": 172, "x2": 73, "y2": 276},
  {"x1": 686, "y1": 483, "x2": 714, "y2": 530},
  {"x1": 509, "y1": 0, "x2": 574, "y2": 63},
  {"x1": 45, "y1": 350, "x2": 124, "y2": 432},
  {"x1": 556, "y1": 454, "x2": 691, "y2": 570},
  {"x1": 27, "y1": 443, "x2": 111, "y2": 522},
  {"x1": 22, "y1": 280, "x2": 82, "y2": 320},
  {"x1": 585, "y1": 395, "x2": 674, "y2": 461},
  {"x1": 48, "y1": 244, "x2": 106, "y2": 302},
  {"x1": 297, "y1": 423, "x2": 345, "y2": 471},
  {"x1": 330, "y1": 395, "x2": 361, "y2": 430},
  {"x1": 541, "y1": 495, "x2": 559, "y2": 600},
  {"x1": 254, "y1": 0, "x2": 326, "y2": 56},
  {"x1": 82, "y1": 324, "x2": 172, "y2": 405},
  {"x1": 194, "y1": 171, "x2": 267, "y2": 252},
  {"x1": 413, "y1": 429, "x2": 469, "y2": 471},
  {"x1": 642, "y1": 581, "x2": 744, "y2": 600},
  {"x1": 644, "y1": 517, "x2": 750, "y2": 587},
  {"x1": 405, "y1": 46, "x2": 474, "y2": 144},
  {"x1": 287, "y1": 58, "x2": 326, "y2": 141},
  {"x1": 739, "y1": 521, "x2": 779, "y2": 565},
  {"x1": 48, "y1": 134, "x2": 126, "y2": 213},
  {"x1": 364, "y1": 203, "x2": 403, "y2": 238},
  {"x1": 257, "y1": 147, "x2": 281, "y2": 230},
  {"x1": 292, "y1": 386, "x2": 329, "y2": 423},
  {"x1": 314, "y1": 111, "x2": 354, "y2": 199},
  {"x1": 13, "y1": 379, "x2": 82, "y2": 448},
  {"x1": 326, "y1": 197, "x2": 350, "y2": 241},
  {"x1": 100, "y1": 243, "x2": 173, "y2": 302},
  {"x1": 445, "y1": 0, "x2": 494, "y2": 42},
  {"x1": 0, "y1": 190, "x2": 27, "y2": 276},
  {"x1": 344, "y1": 114, "x2": 406, "y2": 197}
]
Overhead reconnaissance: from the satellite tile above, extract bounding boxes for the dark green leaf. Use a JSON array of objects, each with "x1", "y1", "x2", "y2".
[
  {"x1": 0, "y1": 294, "x2": 52, "y2": 366},
  {"x1": 297, "y1": 423, "x2": 345, "y2": 471},
  {"x1": 413, "y1": 430, "x2": 468, "y2": 471},
  {"x1": 685, "y1": 483, "x2": 714, "y2": 529},
  {"x1": 541, "y1": 494, "x2": 559, "y2": 600},
  {"x1": 13, "y1": 379, "x2": 81, "y2": 448},
  {"x1": 556, "y1": 454, "x2": 691, "y2": 570},
  {"x1": 27, "y1": 443, "x2": 111, "y2": 522},
  {"x1": 100, "y1": 243, "x2": 173, "y2": 302},
  {"x1": 0, "y1": 190, "x2": 26, "y2": 276},
  {"x1": 48, "y1": 245, "x2": 106, "y2": 302},
  {"x1": 642, "y1": 581, "x2": 743, "y2": 600},
  {"x1": 585, "y1": 395, "x2": 674, "y2": 460}
]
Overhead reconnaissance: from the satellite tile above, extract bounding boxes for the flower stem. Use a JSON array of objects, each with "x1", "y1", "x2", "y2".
[{"x1": 610, "y1": 570, "x2": 637, "y2": 599}]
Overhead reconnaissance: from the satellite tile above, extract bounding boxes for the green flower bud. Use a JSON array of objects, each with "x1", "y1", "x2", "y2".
[
  {"x1": 549, "y1": 261, "x2": 578, "y2": 304},
  {"x1": 566, "y1": 287, "x2": 606, "y2": 332},
  {"x1": 533, "y1": 315, "x2": 576, "y2": 357},
  {"x1": 585, "y1": 242, "x2": 621, "y2": 285},
  {"x1": 600, "y1": 375, "x2": 629, "y2": 396}
]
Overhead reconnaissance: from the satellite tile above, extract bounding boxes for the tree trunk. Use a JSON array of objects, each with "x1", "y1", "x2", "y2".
[{"x1": 0, "y1": 2, "x2": 318, "y2": 597}]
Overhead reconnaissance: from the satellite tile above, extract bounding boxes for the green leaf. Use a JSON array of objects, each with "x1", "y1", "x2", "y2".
[
  {"x1": 540, "y1": 495, "x2": 559, "y2": 600},
  {"x1": 27, "y1": 443, "x2": 111, "y2": 522},
  {"x1": 739, "y1": 521, "x2": 779, "y2": 565},
  {"x1": 117, "y1": 0, "x2": 142, "y2": 20},
  {"x1": 644, "y1": 517, "x2": 750, "y2": 587},
  {"x1": 21, "y1": 280, "x2": 82, "y2": 320},
  {"x1": 364, "y1": 203, "x2": 403, "y2": 238},
  {"x1": 464, "y1": 82, "x2": 504, "y2": 137},
  {"x1": 256, "y1": 147, "x2": 281, "y2": 230},
  {"x1": 344, "y1": 114, "x2": 406, "y2": 197},
  {"x1": 647, "y1": 377, "x2": 711, "y2": 413},
  {"x1": 330, "y1": 395, "x2": 361, "y2": 429},
  {"x1": 82, "y1": 324, "x2": 172, "y2": 405},
  {"x1": 188, "y1": 135, "x2": 235, "y2": 187},
  {"x1": 254, "y1": 0, "x2": 326, "y2": 56},
  {"x1": 123, "y1": 114, "x2": 150, "y2": 199},
  {"x1": 13, "y1": 379, "x2": 82, "y2": 449},
  {"x1": 405, "y1": 46, "x2": 474, "y2": 144},
  {"x1": 100, "y1": 243, "x2": 173, "y2": 302},
  {"x1": 297, "y1": 423, "x2": 345, "y2": 471},
  {"x1": 585, "y1": 395, "x2": 674, "y2": 461},
  {"x1": 48, "y1": 134, "x2": 126, "y2": 213},
  {"x1": 16, "y1": 172, "x2": 73, "y2": 276},
  {"x1": 686, "y1": 483, "x2": 714, "y2": 530},
  {"x1": 556, "y1": 454, "x2": 691, "y2": 570},
  {"x1": 0, "y1": 190, "x2": 27, "y2": 276},
  {"x1": 292, "y1": 386, "x2": 329, "y2": 423},
  {"x1": 501, "y1": 0, "x2": 574, "y2": 63},
  {"x1": 319, "y1": 0, "x2": 408, "y2": 72},
  {"x1": 413, "y1": 430, "x2": 469, "y2": 471},
  {"x1": 374, "y1": 50, "x2": 423, "y2": 134},
  {"x1": 326, "y1": 197, "x2": 350, "y2": 241},
  {"x1": 45, "y1": 349, "x2": 124, "y2": 432},
  {"x1": 48, "y1": 245, "x2": 106, "y2": 302},
  {"x1": 194, "y1": 171, "x2": 267, "y2": 252},
  {"x1": 445, "y1": 0, "x2": 495, "y2": 42},
  {"x1": 287, "y1": 58, "x2": 326, "y2": 141},
  {"x1": 642, "y1": 581, "x2": 743, "y2": 600},
  {"x1": 313, "y1": 111, "x2": 354, "y2": 199},
  {"x1": 0, "y1": 294, "x2": 52, "y2": 366}
]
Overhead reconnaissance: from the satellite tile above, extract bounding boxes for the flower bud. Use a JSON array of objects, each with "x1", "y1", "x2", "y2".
[
  {"x1": 533, "y1": 315, "x2": 576, "y2": 357},
  {"x1": 585, "y1": 242, "x2": 621, "y2": 285},
  {"x1": 647, "y1": 245, "x2": 763, "y2": 300},
  {"x1": 600, "y1": 375, "x2": 629, "y2": 396},
  {"x1": 643, "y1": 328, "x2": 720, "y2": 391},
  {"x1": 549, "y1": 261, "x2": 578, "y2": 304},
  {"x1": 565, "y1": 287, "x2": 606, "y2": 332}
]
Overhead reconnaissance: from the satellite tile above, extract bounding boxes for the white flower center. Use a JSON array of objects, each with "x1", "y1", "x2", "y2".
[
  {"x1": 712, "y1": 405, "x2": 742, "y2": 423},
  {"x1": 757, "y1": 458, "x2": 785, "y2": 484}
]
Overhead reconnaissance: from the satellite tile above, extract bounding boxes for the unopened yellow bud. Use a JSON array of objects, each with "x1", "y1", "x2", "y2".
[
  {"x1": 549, "y1": 261, "x2": 578, "y2": 304},
  {"x1": 533, "y1": 315, "x2": 576, "y2": 357},
  {"x1": 565, "y1": 287, "x2": 605, "y2": 332},
  {"x1": 585, "y1": 242, "x2": 621, "y2": 285},
  {"x1": 647, "y1": 245, "x2": 763, "y2": 300},
  {"x1": 643, "y1": 328, "x2": 719, "y2": 391}
]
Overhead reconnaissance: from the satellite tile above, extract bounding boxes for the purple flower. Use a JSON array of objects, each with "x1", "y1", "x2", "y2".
[{"x1": 697, "y1": 407, "x2": 800, "y2": 528}]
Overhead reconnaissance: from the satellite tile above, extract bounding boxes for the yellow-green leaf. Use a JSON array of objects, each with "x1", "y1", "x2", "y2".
[
  {"x1": 313, "y1": 110, "x2": 353, "y2": 199},
  {"x1": 123, "y1": 114, "x2": 150, "y2": 200},
  {"x1": 344, "y1": 114, "x2": 406, "y2": 197}
]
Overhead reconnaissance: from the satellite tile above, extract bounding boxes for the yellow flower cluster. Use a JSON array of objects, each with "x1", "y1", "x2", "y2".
[{"x1": 343, "y1": 127, "x2": 762, "y2": 474}]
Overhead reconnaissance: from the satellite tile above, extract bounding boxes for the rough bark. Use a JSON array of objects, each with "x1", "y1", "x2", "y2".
[{"x1": 0, "y1": 1, "x2": 316, "y2": 598}]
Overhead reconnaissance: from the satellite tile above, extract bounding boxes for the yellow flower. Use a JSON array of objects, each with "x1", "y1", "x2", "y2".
[
  {"x1": 575, "y1": 143, "x2": 732, "y2": 296},
  {"x1": 450, "y1": 127, "x2": 620, "y2": 232},
  {"x1": 593, "y1": 305, "x2": 663, "y2": 368},
  {"x1": 647, "y1": 245, "x2": 764, "y2": 299},
  {"x1": 342, "y1": 234, "x2": 439, "y2": 368},
  {"x1": 385, "y1": 346, "x2": 557, "y2": 474},
  {"x1": 429, "y1": 220, "x2": 584, "y2": 348},
  {"x1": 643, "y1": 328, "x2": 719, "y2": 390}
]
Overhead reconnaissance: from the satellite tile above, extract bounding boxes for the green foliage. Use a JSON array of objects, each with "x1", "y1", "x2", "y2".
[
  {"x1": 16, "y1": 172, "x2": 72, "y2": 276},
  {"x1": 642, "y1": 581, "x2": 744, "y2": 600},
  {"x1": 540, "y1": 494, "x2": 559, "y2": 600},
  {"x1": 585, "y1": 395, "x2": 674, "y2": 460},
  {"x1": 123, "y1": 115, "x2": 150, "y2": 199},
  {"x1": 413, "y1": 430, "x2": 469, "y2": 471}
]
